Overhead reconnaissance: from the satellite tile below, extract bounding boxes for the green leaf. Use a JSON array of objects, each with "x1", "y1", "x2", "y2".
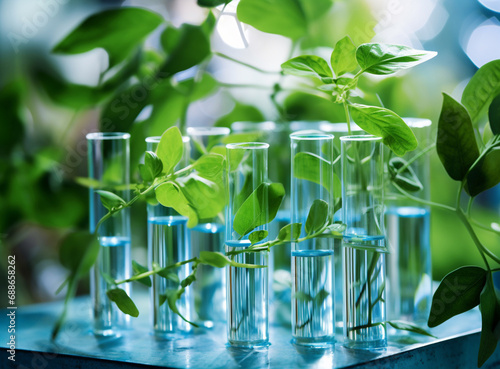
[
  {"x1": 156, "y1": 126, "x2": 183, "y2": 174},
  {"x1": 166, "y1": 288, "x2": 199, "y2": 326},
  {"x1": 159, "y1": 23, "x2": 210, "y2": 76},
  {"x1": 294, "y1": 291, "x2": 312, "y2": 302},
  {"x1": 237, "y1": 0, "x2": 307, "y2": 40},
  {"x1": 193, "y1": 153, "x2": 225, "y2": 180},
  {"x1": 181, "y1": 273, "x2": 196, "y2": 288},
  {"x1": 222, "y1": 132, "x2": 264, "y2": 144},
  {"x1": 53, "y1": 8, "x2": 163, "y2": 68},
  {"x1": 35, "y1": 70, "x2": 112, "y2": 110},
  {"x1": 175, "y1": 73, "x2": 219, "y2": 101},
  {"x1": 465, "y1": 147, "x2": 500, "y2": 197},
  {"x1": 349, "y1": 103, "x2": 417, "y2": 156},
  {"x1": 281, "y1": 55, "x2": 333, "y2": 80},
  {"x1": 132, "y1": 260, "x2": 151, "y2": 287},
  {"x1": 313, "y1": 289, "x2": 330, "y2": 307},
  {"x1": 462, "y1": 60, "x2": 500, "y2": 124},
  {"x1": 160, "y1": 26, "x2": 182, "y2": 54},
  {"x1": 145, "y1": 151, "x2": 163, "y2": 179},
  {"x1": 139, "y1": 164, "x2": 153, "y2": 182},
  {"x1": 277, "y1": 223, "x2": 302, "y2": 242},
  {"x1": 95, "y1": 190, "x2": 126, "y2": 211},
  {"x1": 75, "y1": 177, "x2": 102, "y2": 189},
  {"x1": 106, "y1": 288, "x2": 139, "y2": 317},
  {"x1": 331, "y1": 36, "x2": 358, "y2": 77},
  {"x1": 59, "y1": 231, "x2": 100, "y2": 277},
  {"x1": 198, "y1": 0, "x2": 231, "y2": 7},
  {"x1": 180, "y1": 174, "x2": 225, "y2": 220},
  {"x1": 233, "y1": 182, "x2": 285, "y2": 237},
  {"x1": 214, "y1": 102, "x2": 265, "y2": 128},
  {"x1": 436, "y1": 93, "x2": 480, "y2": 181},
  {"x1": 249, "y1": 230, "x2": 268, "y2": 244},
  {"x1": 155, "y1": 182, "x2": 198, "y2": 228},
  {"x1": 325, "y1": 223, "x2": 346, "y2": 235},
  {"x1": 478, "y1": 274, "x2": 500, "y2": 367},
  {"x1": 293, "y1": 152, "x2": 339, "y2": 194},
  {"x1": 163, "y1": 273, "x2": 181, "y2": 284},
  {"x1": 388, "y1": 157, "x2": 424, "y2": 192},
  {"x1": 427, "y1": 266, "x2": 487, "y2": 328},
  {"x1": 305, "y1": 199, "x2": 329, "y2": 235},
  {"x1": 387, "y1": 321, "x2": 436, "y2": 338},
  {"x1": 488, "y1": 94, "x2": 500, "y2": 135},
  {"x1": 356, "y1": 43, "x2": 437, "y2": 75},
  {"x1": 199, "y1": 251, "x2": 230, "y2": 268}
]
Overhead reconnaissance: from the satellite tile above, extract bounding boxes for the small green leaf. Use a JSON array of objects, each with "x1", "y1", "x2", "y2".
[
  {"x1": 388, "y1": 321, "x2": 436, "y2": 338},
  {"x1": 294, "y1": 291, "x2": 313, "y2": 302},
  {"x1": 95, "y1": 190, "x2": 126, "y2": 211},
  {"x1": 436, "y1": 93, "x2": 480, "y2": 181},
  {"x1": 180, "y1": 174, "x2": 225, "y2": 220},
  {"x1": 277, "y1": 223, "x2": 302, "y2": 242},
  {"x1": 233, "y1": 182, "x2": 285, "y2": 237},
  {"x1": 193, "y1": 153, "x2": 224, "y2": 180},
  {"x1": 281, "y1": 55, "x2": 333, "y2": 80},
  {"x1": 465, "y1": 147, "x2": 500, "y2": 197},
  {"x1": 106, "y1": 288, "x2": 139, "y2": 317},
  {"x1": 293, "y1": 152, "x2": 339, "y2": 194},
  {"x1": 101, "y1": 272, "x2": 117, "y2": 286},
  {"x1": 488, "y1": 94, "x2": 500, "y2": 135},
  {"x1": 356, "y1": 43, "x2": 437, "y2": 75},
  {"x1": 145, "y1": 151, "x2": 163, "y2": 179},
  {"x1": 52, "y1": 8, "x2": 163, "y2": 68},
  {"x1": 313, "y1": 289, "x2": 330, "y2": 306},
  {"x1": 349, "y1": 103, "x2": 417, "y2": 156},
  {"x1": 159, "y1": 272, "x2": 180, "y2": 284},
  {"x1": 139, "y1": 164, "x2": 153, "y2": 183},
  {"x1": 214, "y1": 102, "x2": 265, "y2": 128},
  {"x1": 428, "y1": 266, "x2": 487, "y2": 328},
  {"x1": 59, "y1": 231, "x2": 100, "y2": 277},
  {"x1": 249, "y1": 230, "x2": 268, "y2": 244},
  {"x1": 159, "y1": 293, "x2": 167, "y2": 307},
  {"x1": 160, "y1": 26, "x2": 181, "y2": 54},
  {"x1": 75, "y1": 177, "x2": 102, "y2": 189},
  {"x1": 198, "y1": 0, "x2": 230, "y2": 7},
  {"x1": 155, "y1": 182, "x2": 198, "y2": 228},
  {"x1": 156, "y1": 126, "x2": 184, "y2": 174},
  {"x1": 166, "y1": 288, "x2": 199, "y2": 326},
  {"x1": 159, "y1": 23, "x2": 210, "y2": 77},
  {"x1": 388, "y1": 157, "x2": 424, "y2": 192},
  {"x1": 199, "y1": 251, "x2": 230, "y2": 268},
  {"x1": 237, "y1": 0, "x2": 307, "y2": 40},
  {"x1": 180, "y1": 273, "x2": 196, "y2": 288},
  {"x1": 132, "y1": 260, "x2": 151, "y2": 287},
  {"x1": 221, "y1": 132, "x2": 263, "y2": 144},
  {"x1": 478, "y1": 274, "x2": 500, "y2": 367},
  {"x1": 331, "y1": 36, "x2": 358, "y2": 77},
  {"x1": 325, "y1": 223, "x2": 346, "y2": 235},
  {"x1": 305, "y1": 199, "x2": 329, "y2": 235},
  {"x1": 462, "y1": 60, "x2": 500, "y2": 124}
]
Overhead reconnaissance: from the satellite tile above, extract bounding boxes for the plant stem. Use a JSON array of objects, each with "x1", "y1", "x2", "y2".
[
  {"x1": 456, "y1": 208, "x2": 492, "y2": 270},
  {"x1": 115, "y1": 257, "x2": 198, "y2": 284},
  {"x1": 393, "y1": 183, "x2": 455, "y2": 212},
  {"x1": 214, "y1": 52, "x2": 280, "y2": 74},
  {"x1": 343, "y1": 100, "x2": 352, "y2": 135}
]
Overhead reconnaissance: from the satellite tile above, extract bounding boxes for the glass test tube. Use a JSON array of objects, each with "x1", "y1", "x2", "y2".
[
  {"x1": 146, "y1": 136, "x2": 192, "y2": 339},
  {"x1": 87, "y1": 132, "x2": 131, "y2": 336},
  {"x1": 341, "y1": 135, "x2": 387, "y2": 349},
  {"x1": 226, "y1": 142, "x2": 269, "y2": 347},
  {"x1": 290, "y1": 131, "x2": 335, "y2": 347},
  {"x1": 187, "y1": 126, "x2": 230, "y2": 327}
]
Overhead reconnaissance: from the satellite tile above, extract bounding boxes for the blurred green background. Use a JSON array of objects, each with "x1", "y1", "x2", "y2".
[{"x1": 0, "y1": 0, "x2": 499, "y2": 306}]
